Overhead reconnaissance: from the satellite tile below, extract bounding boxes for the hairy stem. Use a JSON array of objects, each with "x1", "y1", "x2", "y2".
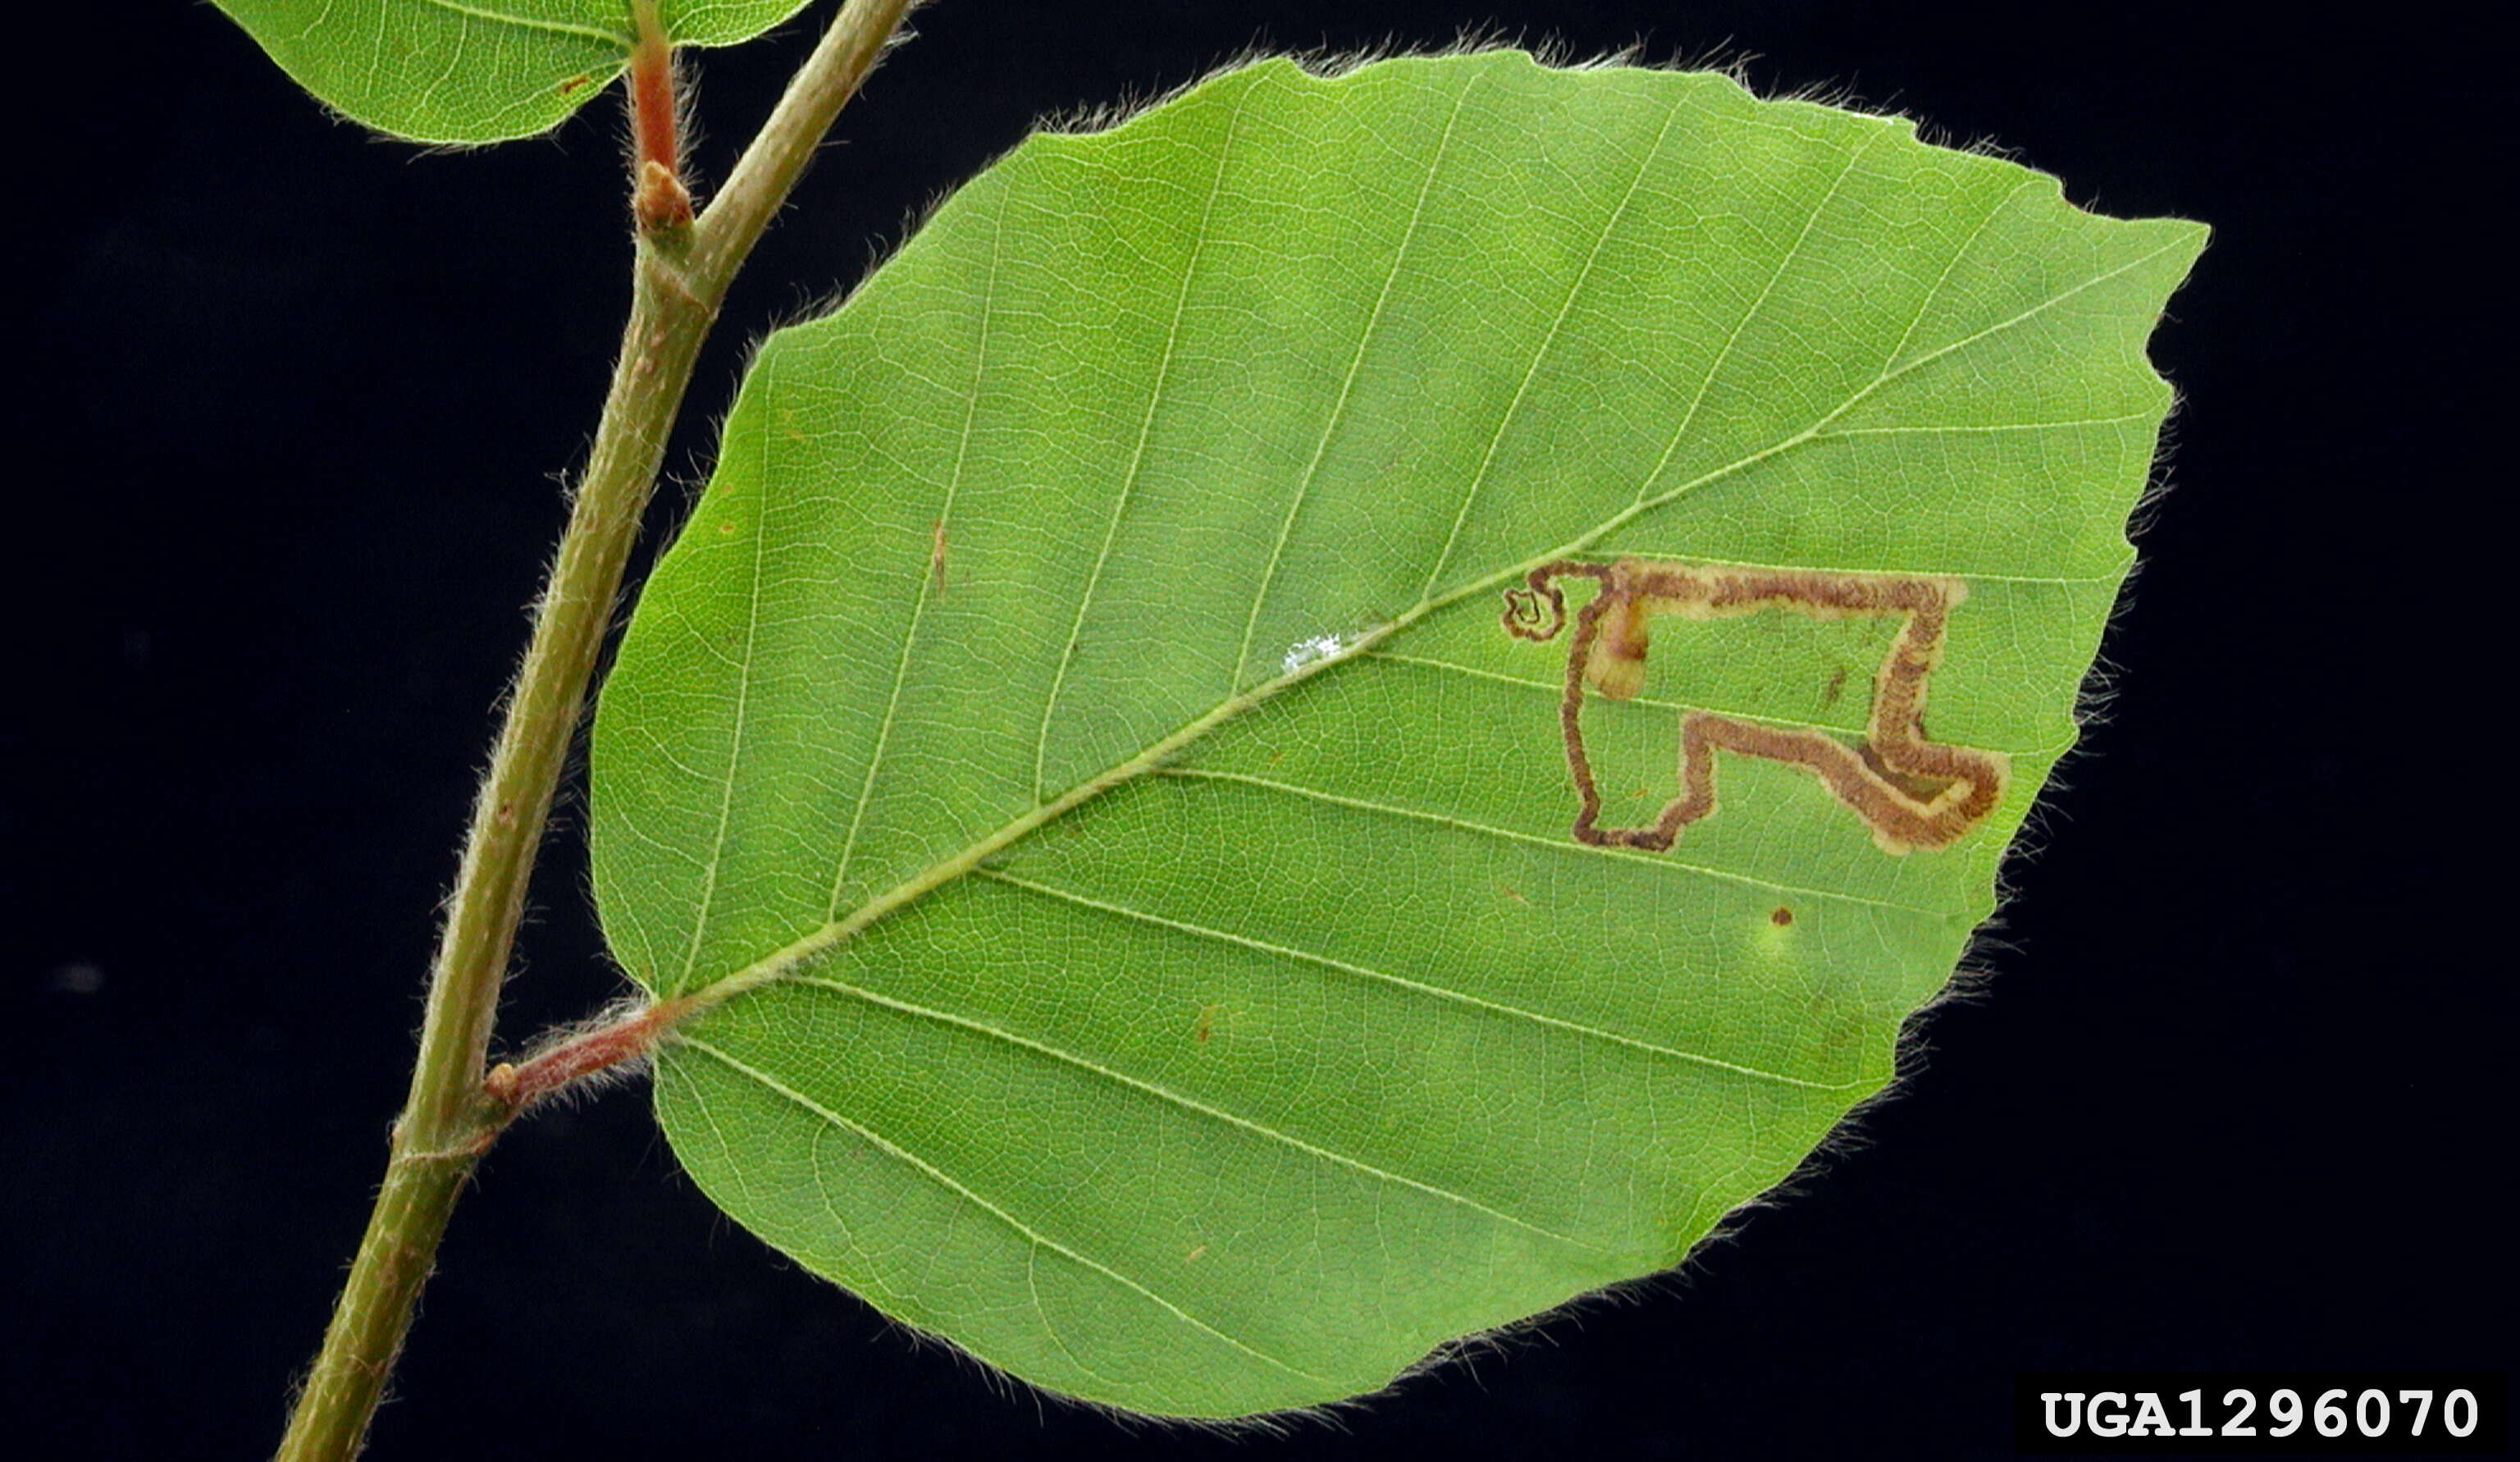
[{"x1": 273, "y1": 4, "x2": 915, "y2": 1459}]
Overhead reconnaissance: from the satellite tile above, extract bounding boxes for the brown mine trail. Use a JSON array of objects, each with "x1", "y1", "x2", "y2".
[{"x1": 1500, "y1": 558, "x2": 2008, "y2": 856}]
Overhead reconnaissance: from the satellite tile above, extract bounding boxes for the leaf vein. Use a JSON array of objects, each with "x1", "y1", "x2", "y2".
[
  {"x1": 1630, "y1": 117, "x2": 1895, "y2": 507},
  {"x1": 829, "y1": 183, "x2": 1011, "y2": 916},
  {"x1": 1547, "y1": 231, "x2": 2203, "y2": 558},
  {"x1": 1879, "y1": 176, "x2": 2037, "y2": 371},
  {"x1": 1154, "y1": 766, "x2": 1949, "y2": 919},
  {"x1": 1032, "y1": 88, "x2": 1249, "y2": 803},
  {"x1": 1810, "y1": 410, "x2": 2160, "y2": 438},
  {"x1": 1232, "y1": 71, "x2": 1477, "y2": 691},
  {"x1": 975, "y1": 867, "x2": 1868, "y2": 1093},
  {"x1": 1421, "y1": 94, "x2": 1691, "y2": 596},
  {"x1": 415, "y1": 0, "x2": 628, "y2": 46},
  {"x1": 677, "y1": 377, "x2": 778, "y2": 987},
  {"x1": 783, "y1": 969, "x2": 1596, "y2": 1246},
  {"x1": 673, "y1": 1033, "x2": 1336, "y2": 1385}
]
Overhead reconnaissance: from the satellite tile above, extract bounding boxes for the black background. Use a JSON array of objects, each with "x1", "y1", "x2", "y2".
[{"x1": 9, "y1": 2, "x2": 2504, "y2": 1457}]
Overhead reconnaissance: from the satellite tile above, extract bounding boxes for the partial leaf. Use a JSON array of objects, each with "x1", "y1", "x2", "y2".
[
  {"x1": 211, "y1": 0, "x2": 812, "y2": 143},
  {"x1": 591, "y1": 53, "x2": 2205, "y2": 1417}
]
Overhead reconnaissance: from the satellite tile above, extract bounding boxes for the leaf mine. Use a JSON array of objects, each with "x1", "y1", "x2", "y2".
[{"x1": 1503, "y1": 558, "x2": 2009, "y2": 856}]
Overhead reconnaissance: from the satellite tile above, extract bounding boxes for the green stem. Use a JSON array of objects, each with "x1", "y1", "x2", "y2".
[{"x1": 272, "y1": 4, "x2": 915, "y2": 1459}]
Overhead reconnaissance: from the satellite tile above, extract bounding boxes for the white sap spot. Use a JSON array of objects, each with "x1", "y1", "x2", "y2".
[{"x1": 1281, "y1": 633, "x2": 1351, "y2": 674}]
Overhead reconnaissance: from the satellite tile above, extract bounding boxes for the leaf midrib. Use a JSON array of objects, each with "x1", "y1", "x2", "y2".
[{"x1": 664, "y1": 226, "x2": 2192, "y2": 1021}]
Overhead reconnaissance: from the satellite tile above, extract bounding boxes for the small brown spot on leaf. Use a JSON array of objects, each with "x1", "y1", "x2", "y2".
[
  {"x1": 559, "y1": 72, "x2": 595, "y2": 96},
  {"x1": 1823, "y1": 665, "x2": 1850, "y2": 705},
  {"x1": 1770, "y1": 907, "x2": 1794, "y2": 927},
  {"x1": 1501, "y1": 884, "x2": 1528, "y2": 906},
  {"x1": 717, "y1": 521, "x2": 737, "y2": 536},
  {"x1": 1185, "y1": 1244, "x2": 1207, "y2": 1263}
]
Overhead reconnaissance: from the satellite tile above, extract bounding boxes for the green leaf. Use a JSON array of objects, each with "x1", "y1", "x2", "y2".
[
  {"x1": 211, "y1": 0, "x2": 811, "y2": 142},
  {"x1": 590, "y1": 52, "x2": 2204, "y2": 1417}
]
